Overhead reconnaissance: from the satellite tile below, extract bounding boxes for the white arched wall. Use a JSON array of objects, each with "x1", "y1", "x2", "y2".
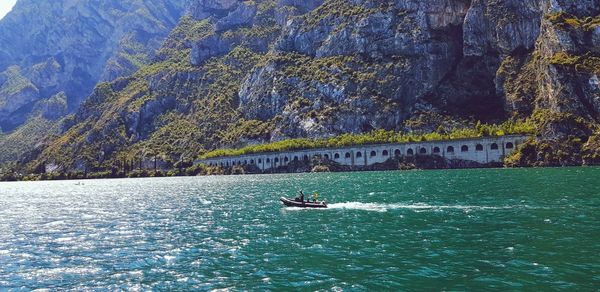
[{"x1": 200, "y1": 135, "x2": 530, "y2": 171}]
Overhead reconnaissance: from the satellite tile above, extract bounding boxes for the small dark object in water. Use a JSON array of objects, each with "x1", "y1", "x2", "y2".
[{"x1": 280, "y1": 197, "x2": 327, "y2": 208}]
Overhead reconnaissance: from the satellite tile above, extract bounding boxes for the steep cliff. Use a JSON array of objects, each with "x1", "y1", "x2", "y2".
[
  {"x1": 0, "y1": 0, "x2": 189, "y2": 163},
  {"x1": 0, "y1": 0, "x2": 187, "y2": 132},
  {"x1": 502, "y1": 0, "x2": 600, "y2": 166},
  {"x1": 7, "y1": 0, "x2": 600, "y2": 173}
]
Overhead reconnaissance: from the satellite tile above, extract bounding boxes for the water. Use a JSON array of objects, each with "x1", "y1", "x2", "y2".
[{"x1": 0, "y1": 168, "x2": 599, "y2": 290}]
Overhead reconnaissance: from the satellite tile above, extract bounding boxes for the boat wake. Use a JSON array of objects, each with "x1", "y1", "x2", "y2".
[{"x1": 326, "y1": 202, "x2": 516, "y2": 212}]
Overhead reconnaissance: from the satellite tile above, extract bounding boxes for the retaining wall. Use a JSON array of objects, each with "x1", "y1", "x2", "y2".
[{"x1": 197, "y1": 135, "x2": 530, "y2": 171}]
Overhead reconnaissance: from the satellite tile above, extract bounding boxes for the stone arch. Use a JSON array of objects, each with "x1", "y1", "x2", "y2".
[
  {"x1": 250, "y1": 159, "x2": 254, "y2": 164},
  {"x1": 433, "y1": 147, "x2": 440, "y2": 154},
  {"x1": 491, "y1": 143, "x2": 499, "y2": 150},
  {"x1": 382, "y1": 150, "x2": 389, "y2": 156},
  {"x1": 506, "y1": 142, "x2": 514, "y2": 149},
  {"x1": 258, "y1": 158, "x2": 262, "y2": 164},
  {"x1": 356, "y1": 152, "x2": 363, "y2": 158},
  {"x1": 447, "y1": 146, "x2": 454, "y2": 153},
  {"x1": 345, "y1": 152, "x2": 351, "y2": 158},
  {"x1": 324, "y1": 154, "x2": 329, "y2": 159},
  {"x1": 284, "y1": 156, "x2": 289, "y2": 162},
  {"x1": 293, "y1": 156, "x2": 298, "y2": 161},
  {"x1": 419, "y1": 147, "x2": 427, "y2": 154},
  {"x1": 274, "y1": 157, "x2": 279, "y2": 163},
  {"x1": 476, "y1": 144, "x2": 484, "y2": 151},
  {"x1": 303, "y1": 155, "x2": 309, "y2": 161},
  {"x1": 226, "y1": 162, "x2": 229, "y2": 167},
  {"x1": 394, "y1": 149, "x2": 401, "y2": 156},
  {"x1": 266, "y1": 158, "x2": 270, "y2": 163},
  {"x1": 334, "y1": 153, "x2": 340, "y2": 159},
  {"x1": 370, "y1": 150, "x2": 377, "y2": 157},
  {"x1": 407, "y1": 148, "x2": 414, "y2": 156},
  {"x1": 461, "y1": 145, "x2": 469, "y2": 152}
]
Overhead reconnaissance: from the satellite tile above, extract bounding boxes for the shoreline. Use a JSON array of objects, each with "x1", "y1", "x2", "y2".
[{"x1": 2, "y1": 163, "x2": 597, "y2": 183}]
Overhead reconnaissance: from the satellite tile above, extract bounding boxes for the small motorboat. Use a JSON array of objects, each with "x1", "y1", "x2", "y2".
[{"x1": 280, "y1": 197, "x2": 327, "y2": 208}]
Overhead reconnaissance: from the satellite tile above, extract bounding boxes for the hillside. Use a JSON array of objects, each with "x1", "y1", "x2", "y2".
[
  {"x1": 0, "y1": 0, "x2": 188, "y2": 161},
  {"x1": 3, "y1": 0, "x2": 600, "y2": 175}
]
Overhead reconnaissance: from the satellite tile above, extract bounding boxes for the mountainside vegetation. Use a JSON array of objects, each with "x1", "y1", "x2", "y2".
[
  {"x1": 201, "y1": 120, "x2": 536, "y2": 159},
  {"x1": 0, "y1": 0, "x2": 188, "y2": 142},
  {"x1": 0, "y1": 0, "x2": 599, "y2": 179}
]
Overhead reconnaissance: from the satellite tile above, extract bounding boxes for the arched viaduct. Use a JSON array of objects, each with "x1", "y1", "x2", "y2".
[{"x1": 197, "y1": 135, "x2": 529, "y2": 171}]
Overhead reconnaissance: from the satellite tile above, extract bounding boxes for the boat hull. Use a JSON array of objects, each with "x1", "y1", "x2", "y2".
[{"x1": 280, "y1": 197, "x2": 327, "y2": 208}]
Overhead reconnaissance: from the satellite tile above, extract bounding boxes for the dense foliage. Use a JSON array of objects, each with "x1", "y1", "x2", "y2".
[
  {"x1": 202, "y1": 120, "x2": 536, "y2": 159},
  {"x1": 546, "y1": 12, "x2": 600, "y2": 31}
]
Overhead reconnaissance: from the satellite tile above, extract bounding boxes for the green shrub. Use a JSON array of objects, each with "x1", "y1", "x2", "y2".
[
  {"x1": 201, "y1": 120, "x2": 536, "y2": 159},
  {"x1": 546, "y1": 12, "x2": 600, "y2": 31},
  {"x1": 550, "y1": 52, "x2": 600, "y2": 74}
]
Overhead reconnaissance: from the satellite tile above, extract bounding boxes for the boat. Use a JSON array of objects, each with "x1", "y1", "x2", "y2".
[{"x1": 280, "y1": 197, "x2": 328, "y2": 208}]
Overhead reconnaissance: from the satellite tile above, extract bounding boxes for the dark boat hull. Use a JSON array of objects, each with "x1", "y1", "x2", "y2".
[{"x1": 280, "y1": 197, "x2": 327, "y2": 208}]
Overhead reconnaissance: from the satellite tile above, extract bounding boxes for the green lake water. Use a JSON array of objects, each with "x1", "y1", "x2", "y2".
[{"x1": 0, "y1": 167, "x2": 599, "y2": 290}]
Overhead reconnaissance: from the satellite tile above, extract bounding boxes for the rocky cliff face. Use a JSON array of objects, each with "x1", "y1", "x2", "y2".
[
  {"x1": 0, "y1": 0, "x2": 187, "y2": 132},
  {"x1": 500, "y1": 0, "x2": 600, "y2": 166},
  {"x1": 7, "y1": 0, "x2": 600, "y2": 172}
]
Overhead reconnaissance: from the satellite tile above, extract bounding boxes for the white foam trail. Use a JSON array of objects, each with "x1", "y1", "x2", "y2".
[{"x1": 327, "y1": 202, "x2": 513, "y2": 212}]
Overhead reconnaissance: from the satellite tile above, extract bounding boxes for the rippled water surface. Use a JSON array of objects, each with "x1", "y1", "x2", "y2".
[{"x1": 1, "y1": 168, "x2": 599, "y2": 290}]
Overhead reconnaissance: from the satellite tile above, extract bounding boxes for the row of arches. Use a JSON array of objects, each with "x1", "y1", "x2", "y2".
[{"x1": 207, "y1": 142, "x2": 516, "y2": 167}]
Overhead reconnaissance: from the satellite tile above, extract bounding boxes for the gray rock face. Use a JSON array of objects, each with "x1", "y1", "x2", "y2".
[
  {"x1": 32, "y1": 92, "x2": 68, "y2": 120},
  {"x1": 6, "y1": 0, "x2": 600, "y2": 168},
  {"x1": 188, "y1": 0, "x2": 298, "y2": 66},
  {"x1": 191, "y1": 35, "x2": 236, "y2": 66},
  {"x1": 188, "y1": 0, "x2": 240, "y2": 19},
  {"x1": 273, "y1": 0, "x2": 325, "y2": 26},
  {"x1": 0, "y1": 66, "x2": 39, "y2": 127},
  {"x1": 237, "y1": 0, "x2": 599, "y2": 140},
  {"x1": 592, "y1": 27, "x2": 600, "y2": 50},
  {"x1": 0, "y1": 0, "x2": 187, "y2": 132},
  {"x1": 534, "y1": 9, "x2": 600, "y2": 132},
  {"x1": 238, "y1": 64, "x2": 284, "y2": 121},
  {"x1": 280, "y1": 0, "x2": 324, "y2": 12},
  {"x1": 188, "y1": 1, "x2": 252, "y2": 66},
  {"x1": 548, "y1": 0, "x2": 600, "y2": 17},
  {"x1": 215, "y1": 2, "x2": 257, "y2": 32},
  {"x1": 240, "y1": 0, "x2": 476, "y2": 137},
  {"x1": 463, "y1": 0, "x2": 543, "y2": 57}
]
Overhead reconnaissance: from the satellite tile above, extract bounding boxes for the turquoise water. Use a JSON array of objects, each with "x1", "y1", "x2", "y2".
[{"x1": 0, "y1": 168, "x2": 599, "y2": 290}]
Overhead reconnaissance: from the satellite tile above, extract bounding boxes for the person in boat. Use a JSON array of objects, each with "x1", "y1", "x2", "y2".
[
  {"x1": 297, "y1": 190, "x2": 305, "y2": 203},
  {"x1": 313, "y1": 192, "x2": 318, "y2": 203}
]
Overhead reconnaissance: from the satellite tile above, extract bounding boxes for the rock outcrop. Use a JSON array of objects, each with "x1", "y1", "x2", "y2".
[
  {"x1": 1, "y1": 0, "x2": 598, "y2": 171},
  {"x1": 0, "y1": 0, "x2": 187, "y2": 132}
]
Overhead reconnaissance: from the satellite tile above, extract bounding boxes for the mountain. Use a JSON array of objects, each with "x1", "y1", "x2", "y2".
[
  {"x1": 3, "y1": 0, "x2": 600, "y2": 175},
  {"x1": 0, "y1": 0, "x2": 188, "y2": 161}
]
